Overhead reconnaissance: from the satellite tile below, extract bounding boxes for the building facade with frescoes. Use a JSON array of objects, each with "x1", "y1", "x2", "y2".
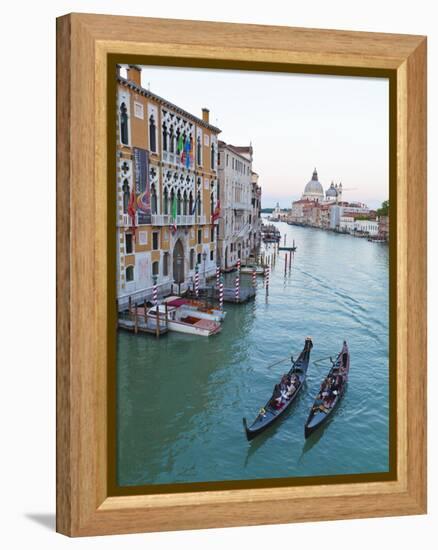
[{"x1": 116, "y1": 65, "x2": 221, "y2": 308}]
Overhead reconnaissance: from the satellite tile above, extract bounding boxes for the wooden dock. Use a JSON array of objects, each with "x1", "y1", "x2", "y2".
[
  {"x1": 118, "y1": 306, "x2": 169, "y2": 337},
  {"x1": 189, "y1": 285, "x2": 256, "y2": 304}
]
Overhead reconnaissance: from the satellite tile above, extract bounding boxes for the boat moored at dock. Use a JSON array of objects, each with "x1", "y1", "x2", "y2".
[
  {"x1": 304, "y1": 341, "x2": 350, "y2": 438},
  {"x1": 148, "y1": 305, "x2": 222, "y2": 337},
  {"x1": 243, "y1": 337, "x2": 313, "y2": 440},
  {"x1": 163, "y1": 296, "x2": 226, "y2": 322}
]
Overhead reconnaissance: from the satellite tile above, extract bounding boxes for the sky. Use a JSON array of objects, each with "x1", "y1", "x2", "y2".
[{"x1": 131, "y1": 66, "x2": 389, "y2": 209}]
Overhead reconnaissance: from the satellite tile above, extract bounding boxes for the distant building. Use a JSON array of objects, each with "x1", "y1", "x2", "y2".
[
  {"x1": 378, "y1": 215, "x2": 389, "y2": 241},
  {"x1": 217, "y1": 141, "x2": 260, "y2": 269}
]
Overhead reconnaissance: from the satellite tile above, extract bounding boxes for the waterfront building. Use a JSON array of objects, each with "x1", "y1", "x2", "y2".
[
  {"x1": 116, "y1": 65, "x2": 221, "y2": 308},
  {"x1": 250, "y1": 172, "x2": 262, "y2": 251},
  {"x1": 217, "y1": 141, "x2": 258, "y2": 269},
  {"x1": 339, "y1": 216, "x2": 355, "y2": 233},
  {"x1": 354, "y1": 220, "x2": 379, "y2": 236},
  {"x1": 378, "y1": 215, "x2": 389, "y2": 241}
]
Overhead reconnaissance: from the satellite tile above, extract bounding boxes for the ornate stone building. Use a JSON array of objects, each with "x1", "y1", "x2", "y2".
[
  {"x1": 217, "y1": 142, "x2": 260, "y2": 269},
  {"x1": 116, "y1": 65, "x2": 221, "y2": 307}
]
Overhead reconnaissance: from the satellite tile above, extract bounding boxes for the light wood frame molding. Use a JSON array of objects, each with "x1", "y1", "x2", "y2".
[{"x1": 56, "y1": 13, "x2": 427, "y2": 536}]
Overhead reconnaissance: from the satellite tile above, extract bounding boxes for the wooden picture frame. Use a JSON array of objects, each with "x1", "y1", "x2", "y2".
[{"x1": 56, "y1": 13, "x2": 427, "y2": 536}]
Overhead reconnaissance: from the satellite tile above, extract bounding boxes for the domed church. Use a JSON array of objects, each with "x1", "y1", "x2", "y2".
[
  {"x1": 302, "y1": 168, "x2": 325, "y2": 202},
  {"x1": 301, "y1": 168, "x2": 343, "y2": 204}
]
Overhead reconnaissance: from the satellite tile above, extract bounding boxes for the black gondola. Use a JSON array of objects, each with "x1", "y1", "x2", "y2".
[
  {"x1": 304, "y1": 341, "x2": 350, "y2": 438},
  {"x1": 243, "y1": 337, "x2": 313, "y2": 441}
]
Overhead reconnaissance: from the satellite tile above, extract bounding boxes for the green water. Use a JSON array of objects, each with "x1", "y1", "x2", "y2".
[{"x1": 117, "y1": 222, "x2": 389, "y2": 486}]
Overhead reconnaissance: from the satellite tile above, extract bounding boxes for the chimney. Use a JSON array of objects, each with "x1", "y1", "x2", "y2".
[
  {"x1": 202, "y1": 108, "x2": 210, "y2": 124},
  {"x1": 127, "y1": 65, "x2": 141, "y2": 86}
]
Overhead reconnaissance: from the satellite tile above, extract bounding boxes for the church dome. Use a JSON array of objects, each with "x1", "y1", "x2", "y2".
[
  {"x1": 302, "y1": 168, "x2": 324, "y2": 200},
  {"x1": 326, "y1": 182, "x2": 338, "y2": 198}
]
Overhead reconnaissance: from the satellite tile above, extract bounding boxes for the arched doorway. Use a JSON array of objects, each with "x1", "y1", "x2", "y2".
[{"x1": 173, "y1": 239, "x2": 185, "y2": 284}]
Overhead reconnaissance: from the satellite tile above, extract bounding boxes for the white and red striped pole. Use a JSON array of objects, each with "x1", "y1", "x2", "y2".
[
  {"x1": 235, "y1": 275, "x2": 240, "y2": 302},
  {"x1": 219, "y1": 278, "x2": 224, "y2": 311},
  {"x1": 195, "y1": 267, "x2": 200, "y2": 297},
  {"x1": 237, "y1": 258, "x2": 241, "y2": 274},
  {"x1": 216, "y1": 265, "x2": 221, "y2": 288},
  {"x1": 265, "y1": 266, "x2": 270, "y2": 295},
  {"x1": 152, "y1": 276, "x2": 158, "y2": 306},
  {"x1": 252, "y1": 268, "x2": 257, "y2": 288}
]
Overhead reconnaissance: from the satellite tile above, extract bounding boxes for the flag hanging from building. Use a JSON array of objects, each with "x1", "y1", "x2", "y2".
[
  {"x1": 171, "y1": 194, "x2": 178, "y2": 233},
  {"x1": 133, "y1": 147, "x2": 151, "y2": 224},
  {"x1": 177, "y1": 134, "x2": 184, "y2": 154},
  {"x1": 127, "y1": 186, "x2": 137, "y2": 239},
  {"x1": 191, "y1": 194, "x2": 198, "y2": 216},
  {"x1": 211, "y1": 199, "x2": 221, "y2": 223},
  {"x1": 184, "y1": 137, "x2": 191, "y2": 169}
]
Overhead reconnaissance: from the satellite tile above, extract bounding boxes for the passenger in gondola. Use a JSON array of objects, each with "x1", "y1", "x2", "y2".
[{"x1": 271, "y1": 384, "x2": 283, "y2": 409}]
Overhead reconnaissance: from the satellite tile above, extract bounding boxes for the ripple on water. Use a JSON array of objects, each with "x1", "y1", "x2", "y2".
[{"x1": 117, "y1": 223, "x2": 390, "y2": 485}]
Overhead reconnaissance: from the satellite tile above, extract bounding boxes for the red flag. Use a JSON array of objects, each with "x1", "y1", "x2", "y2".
[
  {"x1": 127, "y1": 186, "x2": 137, "y2": 239},
  {"x1": 211, "y1": 199, "x2": 221, "y2": 223}
]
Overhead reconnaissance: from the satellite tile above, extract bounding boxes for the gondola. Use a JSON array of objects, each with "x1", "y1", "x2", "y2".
[
  {"x1": 304, "y1": 341, "x2": 350, "y2": 438},
  {"x1": 243, "y1": 337, "x2": 313, "y2": 441}
]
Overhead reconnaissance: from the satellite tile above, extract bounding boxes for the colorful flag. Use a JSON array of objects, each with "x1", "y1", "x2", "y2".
[
  {"x1": 171, "y1": 193, "x2": 178, "y2": 233},
  {"x1": 211, "y1": 199, "x2": 221, "y2": 223},
  {"x1": 191, "y1": 194, "x2": 198, "y2": 216},
  {"x1": 184, "y1": 138, "x2": 191, "y2": 169},
  {"x1": 177, "y1": 134, "x2": 184, "y2": 153},
  {"x1": 127, "y1": 186, "x2": 137, "y2": 239}
]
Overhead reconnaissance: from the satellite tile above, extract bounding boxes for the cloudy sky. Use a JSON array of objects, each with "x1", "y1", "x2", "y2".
[{"x1": 135, "y1": 66, "x2": 389, "y2": 209}]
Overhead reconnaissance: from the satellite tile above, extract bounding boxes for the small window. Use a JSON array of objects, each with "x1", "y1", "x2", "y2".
[
  {"x1": 125, "y1": 233, "x2": 133, "y2": 254},
  {"x1": 152, "y1": 232, "x2": 159, "y2": 250},
  {"x1": 210, "y1": 228, "x2": 215, "y2": 242},
  {"x1": 163, "y1": 252, "x2": 169, "y2": 276},
  {"x1": 149, "y1": 115, "x2": 157, "y2": 152},
  {"x1": 197, "y1": 229, "x2": 202, "y2": 244},
  {"x1": 197, "y1": 253, "x2": 201, "y2": 265},
  {"x1": 120, "y1": 102, "x2": 129, "y2": 146},
  {"x1": 122, "y1": 180, "x2": 130, "y2": 213},
  {"x1": 125, "y1": 265, "x2": 134, "y2": 282},
  {"x1": 210, "y1": 250, "x2": 214, "y2": 261},
  {"x1": 152, "y1": 261, "x2": 159, "y2": 276}
]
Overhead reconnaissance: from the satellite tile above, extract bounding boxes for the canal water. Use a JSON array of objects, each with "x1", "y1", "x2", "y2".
[{"x1": 117, "y1": 221, "x2": 389, "y2": 486}]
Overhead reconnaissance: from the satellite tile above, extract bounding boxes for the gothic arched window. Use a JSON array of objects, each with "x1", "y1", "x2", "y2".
[
  {"x1": 197, "y1": 136, "x2": 202, "y2": 165},
  {"x1": 183, "y1": 191, "x2": 188, "y2": 215},
  {"x1": 162, "y1": 122, "x2": 168, "y2": 151},
  {"x1": 151, "y1": 184, "x2": 158, "y2": 214},
  {"x1": 189, "y1": 192, "x2": 194, "y2": 215},
  {"x1": 211, "y1": 143, "x2": 215, "y2": 170},
  {"x1": 122, "y1": 180, "x2": 130, "y2": 213},
  {"x1": 169, "y1": 126, "x2": 174, "y2": 153},
  {"x1": 163, "y1": 188, "x2": 169, "y2": 215},
  {"x1": 149, "y1": 115, "x2": 157, "y2": 152},
  {"x1": 197, "y1": 191, "x2": 202, "y2": 215},
  {"x1": 120, "y1": 103, "x2": 129, "y2": 145},
  {"x1": 177, "y1": 190, "x2": 182, "y2": 215}
]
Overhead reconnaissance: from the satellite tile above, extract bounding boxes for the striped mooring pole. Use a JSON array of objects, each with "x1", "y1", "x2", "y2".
[
  {"x1": 265, "y1": 266, "x2": 270, "y2": 295},
  {"x1": 195, "y1": 267, "x2": 200, "y2": 297},
  {"x1": 219, "y1": 278, "x2": 224, "y2": 311},
  {"x1": 252, "y1": 268, "x2": 257, "y2": 288},
  {"x1": 235, "y1": 275, "x2": 240, "y2": 302},
  {"x1": 216, "y1": 265, "x2": 221, "y2": 288},
  {"x1": 237, "y1": 258, "x2": 241, "y2": 274},
  {"x1": 152, "y1": 277, "x2": 158, "y2": 307}
]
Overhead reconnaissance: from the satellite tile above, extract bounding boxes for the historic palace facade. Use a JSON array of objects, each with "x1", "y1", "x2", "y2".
[
  {"x1": 116, "y1": 65, "x2": 221, "y2": 308},
  {"x1": 217, "y1": 142, "x2": 257, "y2": 269}
]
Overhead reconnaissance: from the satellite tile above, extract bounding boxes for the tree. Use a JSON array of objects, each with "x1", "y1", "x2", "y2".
[{"x1": 377, "y1": 200, "x2": 389, "y2": 217}]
